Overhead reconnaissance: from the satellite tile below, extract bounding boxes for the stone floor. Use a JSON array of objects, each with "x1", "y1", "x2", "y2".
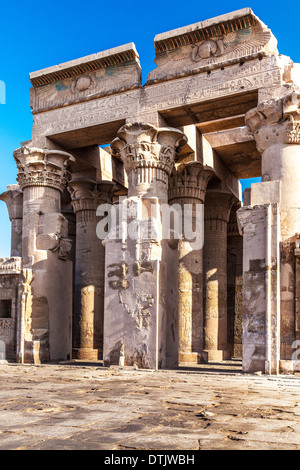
[{"x1": 0, "y1": 360, "x2": 300, "y2": 450}]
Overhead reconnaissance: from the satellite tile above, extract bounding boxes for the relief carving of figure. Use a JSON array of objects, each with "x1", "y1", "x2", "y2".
[
  {"x1": 191, "y1": 37, "x2": 224, "y2": 62},
  {"x1": 71, "y1": 74, "x2": 97, "y2": 93}
]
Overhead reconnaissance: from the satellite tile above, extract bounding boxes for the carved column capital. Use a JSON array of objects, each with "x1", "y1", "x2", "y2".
[
  {"x1": 68, "y1": 178, "x2": 116, "y2": 221},
  {"x1": 245, "y1": 91, "x2": 300, "y2": 152},
  {"x1": 0, "y1": 185, "x2": 23, "y2": 220},
  {"x1": 0, "y1": 185, "x2": 23, "y2": 257},
  {"x1": 168, "y1": 162, "x2": 213, "y2": 204},
  {"x1": 13, "y1": 146, "x2": 75, "y2": 192},
  {"x1": 204, "y1": 190, "x2": 235, "y2": 230},
  {"x1": 111, "y1": 122, "x2": 187, "y2": 200}
]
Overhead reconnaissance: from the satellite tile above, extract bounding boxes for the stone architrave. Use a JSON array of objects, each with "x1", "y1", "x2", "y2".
[
  {"x1": 69, "y1": 177, "x2": 115, "y2": 360},
  {"x1": 238, "y1": 89, "x2": 300, "y2": 374},
  {"x1": 103, "y1": 123, "x2": 186, "y2": 369},
  {"x1": 13, "y1": 146, "x2": 75, "y2": 363},
  {"x1": 203, "y1": 190, "x2": 234, "y2": 361},
  {"x1": 168, "y1": 162, "x2": 212, "y2": 364}
]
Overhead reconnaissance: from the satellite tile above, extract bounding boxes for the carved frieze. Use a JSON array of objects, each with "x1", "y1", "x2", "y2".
[
  {"x1": 30, "y1": 44, "x2": 141, "y2": 114},
  {"x1": 147, "y1": 9, "x2": 278, "y2": 84},
  {"x1": 32, "y1": 56, "x2": 282, "y2": 140},
  {"x1": 32, "y1": 89, "x2": 140, "y2": 138}
]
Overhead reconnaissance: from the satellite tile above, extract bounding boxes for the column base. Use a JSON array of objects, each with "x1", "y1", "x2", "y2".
[
  {"x1": 72, "y1": 348, "x2": 99, "y2": 360},
  {"x1": 179, "y1": 351, "x2": 208, "y2": 364},
  {"x1": 22, "y1": 340, "x2": 50, "y2": 364},
  {"x1": 204, "y1": 349, "x2": 231, "y2": 361}
]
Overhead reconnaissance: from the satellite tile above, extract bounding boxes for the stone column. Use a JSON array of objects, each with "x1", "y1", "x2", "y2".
[
  {"x1": 13, "y1": 146, "x2": 75, "y2": 363},
  {"x1": 168, "y1": 162, "x2": 212, "y2": 364},
  {"x1": 238, "y1": 90, "x2": 300, "y2": 374},
  {"x1": 0, "y1": 185, "x2": 23, "y2": 256},
  {"x1": 69, "y1": 178, "x2": 115, "y2": 360},
  {"x1": 227, "y1": 202, "x2": 243, "y2": 358},
  {"x1": 203, "y1": 190, "x2": 233, "y2": 361},
  {"x1": 103, "y1": 123, "x2": 187, "y2": 369}
]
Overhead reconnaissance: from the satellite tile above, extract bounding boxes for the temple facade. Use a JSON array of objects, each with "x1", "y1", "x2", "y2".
[{"x1": 1, "y1": 8, "x2": 300, "y2": 374}]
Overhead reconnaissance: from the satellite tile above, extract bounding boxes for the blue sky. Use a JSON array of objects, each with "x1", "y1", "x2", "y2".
[{"x1": 0, "y1": 0, "x2": 299, "y2": 257}]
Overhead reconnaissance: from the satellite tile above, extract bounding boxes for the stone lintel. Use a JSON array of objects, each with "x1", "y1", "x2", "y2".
[
  {"x1": 204, "y1": 126, "x2": 254, "y2": 148},
  {"x1": 148, "y1": 9, "x2": 278, "y2": 84},
  {"x1": 200, "y1": 133, "x2": 242, "y2": 201},
  {"x1": 177, "y1": 126, "x2": 242, "y2": 199},
  {"x1": 30, "y1": 43, "x2": 142, "y2": 114},
  {"x1": 31, "y1": 55, "x2": 284, "y2": 145}
]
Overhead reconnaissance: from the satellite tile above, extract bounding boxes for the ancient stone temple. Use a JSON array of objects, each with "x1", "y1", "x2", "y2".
[{"x1": 1, "y1": 8, "x2": 300, "y2": 374}]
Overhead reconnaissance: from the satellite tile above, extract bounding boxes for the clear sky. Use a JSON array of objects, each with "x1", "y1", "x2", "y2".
[{"x1": 0, "y1": 0, "x2": 299, "y2": 257}]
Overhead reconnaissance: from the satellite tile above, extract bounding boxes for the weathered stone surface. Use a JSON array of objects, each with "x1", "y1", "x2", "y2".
[
  {"x1": 30, "y1": 43, "x2": 141, "y2": 114},
  {"x1": 0, "y1": 363, "x2": 300, "y2": 450},
  {"x1": 147, "y1": 8, "x2": 278, "y2": 84}
]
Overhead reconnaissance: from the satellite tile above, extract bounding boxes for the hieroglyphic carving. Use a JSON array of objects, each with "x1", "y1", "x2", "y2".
[
  {"x1": 141, "y1": 58, "x2": 282, "y2": 114},
  {"x1": 106, "y1": 258, "x2": 153, "y2": 330},
  {"x1": 119, "y1": 290, "x2": 153, "y2": 330},
  {"x1": 286, "y1": 122, "x2": 300, "y2": 144},
  {"x1": 31, "y1": 57, "x2": 282, "y2": 140},
  {"x1": 32, "y1": 90, "x2": 139, "y2": 137}
]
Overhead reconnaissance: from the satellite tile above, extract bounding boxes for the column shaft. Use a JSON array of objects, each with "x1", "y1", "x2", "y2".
[
  {"x1": 204, "y1": 190, "x2": 233, "y2": 361},
  {"x1": 168, "y1": 162, "x2": 211, "y2": 363},
  {"x1": 69, "y1": 178, "x2": 114, "y2": 360}
]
